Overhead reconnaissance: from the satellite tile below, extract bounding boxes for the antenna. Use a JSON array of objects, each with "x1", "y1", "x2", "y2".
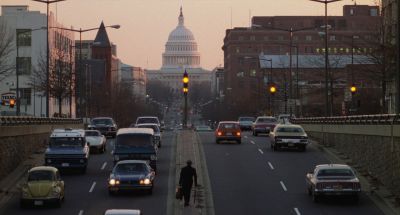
[
  {"x1": 249, "y1": 9, "x2": 252, "y2": 27},
  {"x1": 230, "y1": 7, "x2": 233, "y2": 29}
]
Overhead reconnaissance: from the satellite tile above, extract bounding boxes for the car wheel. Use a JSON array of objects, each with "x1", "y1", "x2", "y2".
[
  {"x1": 273, "y1": 144, "x2": 278, "y2": 151},
  {"x1": 299, "y1": 145, "x2": 306, "y2": 152},
  {"x1": 81, "y1": 167, "x2": 87, "y2": 174},
  {"x1": 216, "y1": 140, "x2": 219, "y2": 144},
  {"x1": 54, "y1": 198, "x2": 62, "y2": 208},
  {"x1": 352, "y1": 195, "x2": 359, "y2": 204},
  {"x1": 237, "y1": 140, "x2": 241, "y2": 144},
  {"x1": 312, "y1": 192, "x2": 319, "y2": 203},
  {"x1": 108, "y1": 190, "x2": 116, "y2": 196},
  {"x1": 254, "y1": 132, "x2": 258, "y2": 136},
  {"x1": 103, "y1": 145, "x2": 106, "y2": 153},
  {"x1": 20, "y1": 200, "x2": 29, "y2": 209},
  {"x1": 307, "y1": 187, "x2": 312, "y2": 196},
  {"x1": 148, "y1": 188, "x2": 153, "y2": 195},
  {"x1": 158, "y1": 142, "x2": 162, "y2": 148}
]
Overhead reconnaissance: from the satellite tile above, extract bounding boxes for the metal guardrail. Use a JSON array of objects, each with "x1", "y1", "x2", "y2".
[
  {"x1": 0, "y1": 116, "x2": 83, "y2": 126},
  {"x1": 291, "y1": 114, "x2": 400, "y2": 125}
]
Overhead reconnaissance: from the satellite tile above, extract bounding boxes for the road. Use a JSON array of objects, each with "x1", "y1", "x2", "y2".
[
  {"x1": 0, "y1": 131, "x2": 176, "y2": 215},
  {"x1": 198, "y1": 131, "x2": 385, "y2": 215}
]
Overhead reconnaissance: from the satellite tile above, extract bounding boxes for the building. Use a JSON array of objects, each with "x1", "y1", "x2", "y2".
[
  {"x1": 212, "y1": 66, "x2": 224, "y2": 99},
  {"x1": 222, "y1": 4, "x2": 382, "y2": 117},
  {"x1": 0, "y1": 5, "x2": 75, "y2": 117},
  {"x1": 120, "y1": 63, "x2": 146, "y2": 100},
  {"x1": 145, "y1": 7, "x2": 213, "y2": 96}
]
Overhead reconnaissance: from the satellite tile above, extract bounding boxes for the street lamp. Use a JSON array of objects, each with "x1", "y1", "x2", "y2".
[
  {"x1": 31, "y1": 0, "x2": 66, "y2": 117},
  {"x1": 15, "y1": 27, "x2": 44, "y2": 116},
  {"x1": 309, "y1": 0, "x2": 341, "y2": 116}
]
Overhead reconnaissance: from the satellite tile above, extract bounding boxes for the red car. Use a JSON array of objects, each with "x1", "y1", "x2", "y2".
[
  {"x1": 252, "y1": 116, "x2": 278, "y2": 136},
  {"x1": 215, "y1": 121, "x2": 241, "y2": 144}
]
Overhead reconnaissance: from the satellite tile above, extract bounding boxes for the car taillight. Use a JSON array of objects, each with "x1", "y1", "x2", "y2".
[
  {"x1": 217, "y1": 131, "x2": 222, "y2": 136},
  {"x1": 236, "y1": 132, "x2": 241, "y2": 136}
]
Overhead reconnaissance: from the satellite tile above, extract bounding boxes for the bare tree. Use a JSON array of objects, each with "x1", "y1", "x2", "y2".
[{"x1": 0, "y1": 20, "x2": 14, "y2": 81}]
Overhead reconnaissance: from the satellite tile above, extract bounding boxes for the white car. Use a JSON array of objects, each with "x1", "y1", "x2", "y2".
[
  {"x1": 85, "y1": 130, "x2": 107, "y2": 153},
  {"x1": 104, "y1": 209, "x2": 142, "y2": 215},
  {"x1": 135, "y1": 123, "x2": 162, "y2": 148}
]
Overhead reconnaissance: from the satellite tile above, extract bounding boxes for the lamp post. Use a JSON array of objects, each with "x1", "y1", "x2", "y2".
[
  {"x1": 309, "y1": 0, "x2": 341, "y2": 116},
  {"x1": 31, "y1": 0, "x2": 66, "y2": 117},
  {"x1": 15, "y1": 27, "x2": 44, "y2": 116},
  {"x1": 48, "y1": 24, "x2": 120, "y2": 118}
]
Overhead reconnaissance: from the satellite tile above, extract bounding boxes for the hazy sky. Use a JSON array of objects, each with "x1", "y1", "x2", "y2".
[{"x1": 1, "y1": 0, "x2": 376, "y2": 70}]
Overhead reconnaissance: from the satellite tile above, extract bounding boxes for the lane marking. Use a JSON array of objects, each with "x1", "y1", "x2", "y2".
[
  {"x1": 244, "y1": 136, "x2": 248, "y2": 139},
  {"x1": 250, "y1": 140, "x2": 255, "y2": 145},
  {"x1": 280, "y1": 181, "x2": 287, "y2": 191},
  {"x1": 78, "y1": 210, "x2": 84, "y2": 215},
  {"x1": 258, "y1": 148, "x2": 264, "y2": 154},
  {"x1": 110, "y1": 150, "x2": 114, "y2": 155},
  {"x1": 294, "y1": 208, "x2": 301, "y2": 215},
  {"x1": 268, "y1": 162, "x2": 274, "y2": 170},
  {"x1": 101, "y1": 162, "x2": 107, "y2": 170},
  {"x1": 89, "y1": 182, "x2": 97, "y2": 193}
]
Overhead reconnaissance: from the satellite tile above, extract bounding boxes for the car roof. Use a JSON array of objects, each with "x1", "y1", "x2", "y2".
[
  {"x1": 92, "y1": 117, "x2": 113, "y2": 120},
  {"x1": 219, "y1": 121, "x2": 239, "y2": 124},
  {"x1": 275, "y1": 124, "x2": 303, "y2": 129},
  {"x1": 137, "y1": 116, "x2": 158, "y2": 119},
  {"x1": 29, "y1": 166, "x2": 58, "y2": 173},
  {"x1": 315, "y1": 164, "x2": 352, "y2": 170},
  {"x1": 115, "y1": 160, "x2": 148, "y2": 165},
  {"x1": 257, "y1": 116, "x2": 276, "y2": 119},
  {"x1": 51, "y1": 128, "x2": 85, "y2": 138},
  {"x1": 136, "y1": 123, "x2": 159, "y2": 127},
  {"x1": 117, "y1": 128, "x2": 154, "y2": 136},
  {"x1": 104, "y1": 209, "x2": 141, "y2": 215}
]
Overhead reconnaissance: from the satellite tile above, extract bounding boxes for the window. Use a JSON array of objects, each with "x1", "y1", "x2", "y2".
[
  {"x1": 293, "y1": 36, "x2": 299, "y2": 41},
  {"x1": 17, "y1": 57, "x2": 32, "y2": 75},
  {"x1": 350, "y1": 8, "x2": 354, "y2": 16},
  {"x1": 250, "y1": 35, "x2": 256, "y2": 41},
  {"x1": 263, "y1": 36, "x2": 269, "y2": 41},
  {"x1": 250, "y1": 69, "x2": 256, "y2": 77},
  {"x1": 16, "y1": 29, "x2": 32, "y2": 46},
  {"x1": 20, "y1": 88, "x2": 31, "y2": 105},
  {"x1": 306, "y1": 35, "x2": 312, "y2": 41},
  {"x1": 278, "y1": 36, "x2": 284, "y2": 41},
  {"x1": 238, "y1": 36, "x2": 244, "y2": 41},
  {"x1": 329, "y1": 35, "x2": 336, "y2": 41},
  {"x1": 236, "y1": 47, "x2": 240, "y2": 53},
  {"x1": 370, "y1": 8, "x2": 378, "y2": 16}
]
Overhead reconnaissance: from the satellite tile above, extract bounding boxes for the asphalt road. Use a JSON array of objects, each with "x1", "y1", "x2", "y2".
[
  {"x1": 198, "y1": 131, "x2": 385, "y2": 215},
  {"x1": 1, "y1": 131, "x2": 176, "y2": 215}
]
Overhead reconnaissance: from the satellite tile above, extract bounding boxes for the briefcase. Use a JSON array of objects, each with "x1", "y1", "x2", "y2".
[{"x1": 175, "y1": 186, "x2": 183, "y2": 200}]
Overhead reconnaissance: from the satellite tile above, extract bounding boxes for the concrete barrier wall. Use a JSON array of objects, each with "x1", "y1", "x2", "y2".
[
  {"x1": 0, "y1": 124, "x2": 83, "y2": 180},
  {"x1": 301, "y1": 124, "x2": 400, "y2": 198}
]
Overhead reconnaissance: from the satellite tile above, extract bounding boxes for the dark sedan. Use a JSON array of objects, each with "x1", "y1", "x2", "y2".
[
  {"x1": 108, "y1": 160, "x2": 155, "y2": 195},
  {"x1": 89, "y1": 117, "x2": 118, "y2": 138}
]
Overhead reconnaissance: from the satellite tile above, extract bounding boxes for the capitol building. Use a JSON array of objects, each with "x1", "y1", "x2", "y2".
[{"x1": 145, "y1": 7, "x2": 213, "y2": 94}]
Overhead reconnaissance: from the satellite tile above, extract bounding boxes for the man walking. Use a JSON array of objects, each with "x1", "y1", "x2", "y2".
[{"x1": 179, "y1": 160, "x2": 198, "y2": 206}]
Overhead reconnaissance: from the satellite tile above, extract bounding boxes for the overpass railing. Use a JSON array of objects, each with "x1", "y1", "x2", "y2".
[
  {"x1": 291, "y1": 114, "x2": 400, "y2": 125},
  {"x1": 0, "y1": 116, "x2": 83, "y2": 126}
]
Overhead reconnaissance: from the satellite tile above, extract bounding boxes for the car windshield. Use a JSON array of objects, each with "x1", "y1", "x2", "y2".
[
  {"x1": 85, "y1": 131, "x2": 101, "y2": 136},
  {"x1": 115, "y1": 163, "x2": 148, "y2": 174},
  {"x1": 116, "y1": 134, "x2": 152, "y2": 148},
  {"x1": 276, "y1": 127, "x2": 304, "y2": 133},
  {"x1": 317, "y1": 168, "x2": 355, "y2": 177},
  {"x1": 92, "y1": 118, "x2": 113, "y2": 125},
  {"x1": 137, "y1": 118, "x2": 159, "y2": 124},
  {"x1": 219, "y1": 123, "x2": 239, "y2": 129},
  {"x1": 28, "y1": 170, "x2": 54, "y2": 181},
  {"x1": 137, "y1": 125, "x2": 160, "y2": 132},
  {"x1": 239, "y1": 117, "x2": 255, "y2": 121},
  {"x1": 50, "y1": 137, "x2": 83, "y2": 147},
  {"x1": 257, "y1": 118, "x2": 277, "y2": 123}
]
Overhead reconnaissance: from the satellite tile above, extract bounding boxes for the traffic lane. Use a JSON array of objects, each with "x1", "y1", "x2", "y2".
[
  {"x1": 199, "y1": 132, "x2": 295, "y2": 215},
  {"x1": 246, "y1": 133, "x2": 384, "y2": 215},
  {"x1": 81, "y1": 131, "x2": 175, "y2": 215}
]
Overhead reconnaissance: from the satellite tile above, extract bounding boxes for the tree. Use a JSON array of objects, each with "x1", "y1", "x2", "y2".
[
  {"x1": 146, "y1": 80, "x2": 174, "y2": 104},
  {"x1": 0, "y1": 20, "x2": 14, "y2": 81}
]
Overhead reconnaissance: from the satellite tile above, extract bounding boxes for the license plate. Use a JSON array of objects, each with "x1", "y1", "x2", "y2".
[
  {"x1": 333, "y1": 185, "x2": 342, "y2": 190},
  {"x1": 226, "y1": 133, "x2": 232, "y2": 136},
  {"x1": 34, "y1": 200, "x2": 43, "y2": 206},
  {"x1": 61, "y1": 163, "x2": 69, "y2": 167},
  {"x1": 288, "y1": 143, "x2": 295, "y2": 147}
]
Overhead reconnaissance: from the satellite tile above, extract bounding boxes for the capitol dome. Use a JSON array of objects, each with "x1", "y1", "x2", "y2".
[{"x1": 162, "y1": 7, "x2": 201, "y2": 69}]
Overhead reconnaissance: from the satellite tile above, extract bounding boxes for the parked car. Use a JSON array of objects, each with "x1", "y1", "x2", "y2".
[
  {"x1": 270, "y1": 124, "x2": 308, "y2": 151},
  {"x1": 89, "y1": 117, "x2": 118, "y2": 138},
  {"x1": 113, "y1": 128, "x2": 158, "y2": 170},
  {"x1": 135, "y1": 116, "x2": 161, "y2": 128},
  {"x1": 135, "y1": 123, "x2": 162, "y2": 148},
  {"x1": 194, "y1": 125, "x2": 213, "y2": 132},
  {"x1": 104, "y1": 209, "x2": 142, "y2": 215},
  {"x1": 108, "y1": 160, "x2": 156, "y2": 195},
  {"x1": 45, "y1": 128, "x2": 89, "y2": 173},
  {"x1": 306, "y1": 164, "x2": 361, "y2": 203},
  {"x1": 238, "y1": 116, "x2": 255, "y2": 131},
  {"x1": 215, "y1": 121, "x2": 241, "y2": 144},
  {"x1": 252, "y1": 116, "x2": 278, "y2": 136},
  {"x1": 20, "y1": 166, "x2": 65, "y2": 208},
  {"x1": 85, "y1": 130, "x2": 107, "y2": 153}
]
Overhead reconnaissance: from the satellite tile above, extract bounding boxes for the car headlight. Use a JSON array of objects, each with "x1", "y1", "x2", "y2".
[
  {"x1": 109, "y1": 179, "x2": 119, "y2": 186},
  {"x1": 140, "y1": 178, "x2": 151, "y2": 185},
  {"x1": 150, "y1": 155, "x2": 157, "y2": 161},
  {"x1": 49, "y1": 186, "x2": 61, "y2": 197},
  {"x1": 114, "y1": 155, "x2": 120, "y2": 161}
]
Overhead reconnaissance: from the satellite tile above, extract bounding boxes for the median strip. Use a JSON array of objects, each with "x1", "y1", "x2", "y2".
[
  {"x1": 280, "y1": 181, "x2": 287, "y2": 191},
  {"x1": 89, "y1": 182, "x2": 96, "y2": 193}
]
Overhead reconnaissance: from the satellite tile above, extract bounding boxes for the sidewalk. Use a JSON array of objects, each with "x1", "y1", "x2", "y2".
[
  {"x1": 173, "y1": 129, "x2": 214, "y2": 215},
  {"x1": 311, "y1": 139, "x2": 400, "y2": 215}
]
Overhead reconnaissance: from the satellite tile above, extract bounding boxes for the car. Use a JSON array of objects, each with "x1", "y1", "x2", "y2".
[
  {"x1": 306, "y1": 164, "x2": 361, "y2": 203},
  {"x1": 89, "y1": 117, "x2": 118, "y2": 138},
  {"x1": 108, "y1": 160, "x2": 156, "y2": 195},
  {"x1": 270, "y1": 124, "x2": 308, "y2": 151},
  {"x1": 104, "y1": 209, "x2": 142, "y2": 215},
  {"x1": 20, "y1": 166, "x2": 65, "y2": 208},
  {"x1": 215, "y1": 121, "x2": 241, "y2": 144},
  {"x1": 278, "y1": 114, "x2": 295, "y2": 124},
  {"x1": 135, "y1": 116, "x2": 161, "y2": 128},
  {"x1": 252, "y1": 116, "x2": 278, "y2": 136},
  {"x1": 194, "y1": 125, "x2": 213, "y2": 132},
  {"x1": 45, "y1": 128, "x2": 90, "y2": 173},
  {"x1": 113, "y1": 128, "x2": 158, "y2": 170},
  {"x1": 238, "y1": 116, "x2": 255, "y2": 131},
  {"x1": 135, "y1": 123, "x2": 162, "y2": 148},
  {"x1": 85, "y1": 130, "x2": 107, "y2": 153}
]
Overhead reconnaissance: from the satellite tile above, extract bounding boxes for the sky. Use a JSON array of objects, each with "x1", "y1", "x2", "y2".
[{"x1": 1, "y1": 0, "x2": 377, "y2": 70}]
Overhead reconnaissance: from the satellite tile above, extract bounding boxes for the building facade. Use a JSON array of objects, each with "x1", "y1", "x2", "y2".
[
  {"x1": 120, "y1": 63, "x2": 146, "y2": 100},
  {"x1": 0, "y1": 5, "x2": 75, "y2": 117}
]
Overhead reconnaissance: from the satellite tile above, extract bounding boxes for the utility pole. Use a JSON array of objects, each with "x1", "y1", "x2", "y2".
[{"x1": 183, "y1": 70, "x2": 189, "y2": 128}]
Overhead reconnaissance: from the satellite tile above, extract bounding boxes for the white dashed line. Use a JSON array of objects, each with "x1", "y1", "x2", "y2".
[
  {"x1": 250, "y1": 140, "x2": 255, "y2": 145},
  {"x1": 110, "y1": 150, "x2": 114, "y2": 155},
  {"x1": 244, "y1": 136, "x2": 248, "y2": 139},
  {"x1": 258, "y1": 149, "x2": 264, "y2": 154},
  {"x1": 280, "y1": 181, "x2": 287, "y2": 191},
  {"x1": 268, "y1": 162, "x2": 274, "y2": 170},
  {"x1": 78, "y1": 210, "x2": 84, "y2": 215},
  {"x1": 101, "y1": 162, "x2": 107, "y2": 170},
  {"x1": 294, "y1": 208, "x2": 301, "y2": 215},
  {"x1": 89, "y1": 182, "x2": 97, "y2": 193}
]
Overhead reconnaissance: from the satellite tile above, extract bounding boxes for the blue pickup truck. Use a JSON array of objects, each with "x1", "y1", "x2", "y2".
[
  {"x1": 45, "y1": 128, "x2": 90, "y2": 173},
  {"x1": 113, "y1": 128, "x2": 158, "y2": 171}
]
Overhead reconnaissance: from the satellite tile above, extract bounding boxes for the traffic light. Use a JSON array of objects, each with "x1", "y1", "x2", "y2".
[
  {"x1": 9, "y1": 99, "x2": 15, "y2": 108},
  {"x1": 350, "y1": 85, "x2": 357, "y2": 95},
  {"x1": 269, "y1": 84, "x2": 277, "y2": 95},
  {"x1": 183, "y1": 70, "x2": 189, "y2": 95}
]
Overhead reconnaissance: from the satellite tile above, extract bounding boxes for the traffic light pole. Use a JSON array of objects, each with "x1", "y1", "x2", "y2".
[{"x1": 184, "y1": 93, "x2": 188, "y2": 128}]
